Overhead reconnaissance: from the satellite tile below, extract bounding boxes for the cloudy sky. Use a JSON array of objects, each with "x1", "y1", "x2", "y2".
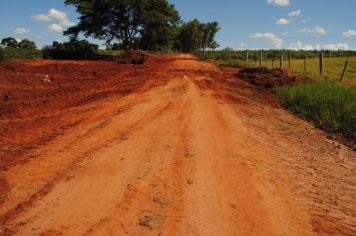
[{"x1": 1, "y1": 0, "x2": 355, "y2": 50}]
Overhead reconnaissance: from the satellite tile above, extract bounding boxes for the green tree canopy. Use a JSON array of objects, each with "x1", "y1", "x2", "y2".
[
  {"x1": 201, "y1": 22, "x2": 220, "y2": 50},
  {"x1": 18, "y1": 39, "x2": 37, "y2": 50},
  {"x1": 176, "y1": 19, "x2": 220, "y2": 52},
  {"x1": 64, "y1": 0, "x2": 180, "y2": 50},
  {"x1": 176, "y1": 19, "x2": 203, "y2": 52},
  {"x1": 1, "y1": 37, "x2": 18, "y2": 48},
  {"x1": 138, "y1": 0, "x2": 180, "y2": 51}
]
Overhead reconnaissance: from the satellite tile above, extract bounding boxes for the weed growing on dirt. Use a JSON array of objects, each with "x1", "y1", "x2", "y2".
[{"x1": 274, "y1": 82, "x2": 356, "y2": 140}]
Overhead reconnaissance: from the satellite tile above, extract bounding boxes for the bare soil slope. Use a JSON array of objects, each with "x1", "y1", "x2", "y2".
[{"x1": 0, "y1": 55, "x2": 355, "y2": 235}]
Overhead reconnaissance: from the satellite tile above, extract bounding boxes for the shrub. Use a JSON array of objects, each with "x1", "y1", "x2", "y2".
[
  {"x1": 0, "y1": 47, "x2": 42, "y2": 61},
  {"x1": 42, "y1": 39, "x2": 99, "y2": 60},
  {"x1": 274, "y1": 82, "x2": 356, "y2": 140}
]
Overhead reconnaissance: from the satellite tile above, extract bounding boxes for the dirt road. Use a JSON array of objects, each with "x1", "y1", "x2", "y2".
[{"x1": 0, "y1": 55, "x2": 355, "y2": 235}]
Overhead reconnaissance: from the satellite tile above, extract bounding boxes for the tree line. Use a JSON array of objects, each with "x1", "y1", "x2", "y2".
[
  {"x1": 198, "y1": 49, "x2": 356, "y2": 62},
  {"x1": 1, "y1": 0, "x2": 221, "y2": 61},
  {"x1": 1, "y1": 37, "x2": 37, "y2": 50},
  {"x1": 64, "y1": 0, "x2": 220, "y2": 52},
  {"x1": 0, "y1": 37, "x2": 42, "y2": 61}
]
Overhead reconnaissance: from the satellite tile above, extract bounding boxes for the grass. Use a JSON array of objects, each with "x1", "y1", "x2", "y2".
[
  {"x1": 226, "y1": 57, "x2": 355, "y2": 86},
  {"x1": 196, "y1": 51, "x2": 356, "y2": 142},
  {"x1": 274, "y1": 82, "x2": 356, "y2": 140},
  {"x1": 196, "y1": 51, "x2": 356, "y2": 86}
]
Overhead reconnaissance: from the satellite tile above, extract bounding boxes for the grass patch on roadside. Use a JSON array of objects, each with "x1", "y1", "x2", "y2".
[
  {"x1": 274, "y1": 82, "x2": 356, "y2": 141},
  {"x1": 196, "y1": 51, "x2": 356, "y2": 143}
]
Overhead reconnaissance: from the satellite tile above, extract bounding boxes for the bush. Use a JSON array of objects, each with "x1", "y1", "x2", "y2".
[
  {"x1": 42, "y1": 39, "x2": 99, "y2": 60},
  {"x1": 274, "y1": 82, "x2": 356, "y2": 140},
  {"x1": 0, "y1": 47, "x2": 42, "y2": 61}
]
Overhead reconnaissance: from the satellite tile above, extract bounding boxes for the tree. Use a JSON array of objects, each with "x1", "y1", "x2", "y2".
[
  {"x1": 1, "y1": 37, "x2": 18, "y2": 48},
  {"x1": 201, "y1": 22, "x2": 220, "y2": 50},
  {"x1": 138, "y1": 0, "x2": 180, "y2": 51},
  {"x1": 64, "y1": 0, "x2": 180, "y2": 50},
  {"x1": 175, "y1": 19, "x2": 203, "y2": 52},
  {"x1": 18, "y1": 39, "x2": 37, "y2": 50},
  {"x1": 175, "y1": 20, "x2": 220, "y2": 52}
]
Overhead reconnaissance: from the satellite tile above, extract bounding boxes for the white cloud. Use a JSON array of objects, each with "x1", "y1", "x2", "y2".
[
  {"x1": 47, "y1": 9, "x2": 74, "y2": 27},
  {"x1": 14, "y1": 28, "x2": 30, "y2": 34},
  {"x1": 32, "y1": 8, "x2": 74, "y2": 28},
  {"x1": 32, "y1": 14, "x2": 51, "y2": 22},
  {"x1": 238, "y1": 43, "x2": 247, "y2": 49},
  {"x1": 342, "y1": 30, "x2": 356, "y2": 37},
  {"x1": 289, "y1": 10, "x2": 301, "y2": 17},
  {"x1": 289, "y1": 41, "x2": 318, "y2": 50},
  {"x1": 276, "y1": 18, "x2": 290, "y2": 25},
  {"x1": 282, "y1": 31, "x2": 289, "y2": 36},
  {"x1": 47, "y1": 24, "x2": 63, "y2": 33},
  {"x1": 299, "y1": 25, "x2": 326, "y2": 35},
  {"x1": 313, "y1": 25, "x2": 326, "y2": 35},
  {"x1": 289, "y1": 41, "x2": 350, "y2": 51},
  {"x1": 228, "y1": 42, "x2": 248, "y2": 50},
  {"x1": 323, "y1": 43, "x2": 350, "y2": 51},
  {"x1": 266, "y1": 0, "x2": 290, "y2": 6},
  {"x1": 250, "y1": 32, "x2": 283, "y2": 48}
]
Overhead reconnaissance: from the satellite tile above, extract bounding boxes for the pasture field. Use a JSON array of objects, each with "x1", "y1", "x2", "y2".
[{"x1": 196, "y1": 51, "x2": 356, "y2": 86}]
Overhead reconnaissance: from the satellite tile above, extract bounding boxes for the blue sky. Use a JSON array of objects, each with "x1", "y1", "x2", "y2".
[{"x1": 1, "y1": 0, "x2": 355, "y2": 50}]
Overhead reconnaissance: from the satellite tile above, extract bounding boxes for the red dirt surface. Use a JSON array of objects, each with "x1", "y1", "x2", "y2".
[
  {"x1": 237, "y1": 67, "x2": 311, "y2": 87},
  {"x1": 0, "y1": 54, "x2": 355, "y2": 235},
  {"x1": 0, "y1": 57, "x2": 170, "y2": 170}
]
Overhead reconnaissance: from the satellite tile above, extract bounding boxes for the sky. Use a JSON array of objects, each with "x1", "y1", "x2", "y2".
[{"x1": 1, "y1": 0, "x2": 356, "y2": 50}]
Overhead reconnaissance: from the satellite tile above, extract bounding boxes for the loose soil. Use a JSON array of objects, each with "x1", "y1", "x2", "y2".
[
  {"x1": 237, "y1": 67, "x2": 311, "y2": 87},
  {"x1": 0, "y1": 54, "x2": 355, "y2": 235}
]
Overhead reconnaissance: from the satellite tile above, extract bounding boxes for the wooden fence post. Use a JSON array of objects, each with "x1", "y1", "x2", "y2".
[
  {"x1": 259, "y1": 50, "x2": 263, "y2": 66},
  {"x1": 246, "y1": 50, "x2": 249, "y2": 63},
  {"x1": 280, "y1": 54, "x2": 283, "y2": 68},
  {"x1": 288, "y1": 51, "x2": 291, "y2": 69},
  {"x1": 319, "y1": 52, "x2": 324, "y2": 75},
  {"x1": 340, "y1": 60, "x2": 349, "y2": 82},
  {"x1": 304, "y1": 55, "x2": 307, "y2": 73},
  {"x1": 272, "y1": 58, "x2": 274, "y2": 68}
]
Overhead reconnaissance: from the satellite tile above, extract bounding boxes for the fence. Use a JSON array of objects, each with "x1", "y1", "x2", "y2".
[{"x1": 197, "y1": 50, "x2": 356, "y2": 85}]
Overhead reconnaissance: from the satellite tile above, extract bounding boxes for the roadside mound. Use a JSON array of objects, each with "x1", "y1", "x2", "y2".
[
  {"x1": 0, "y1": 56, "x2": 174, "y2": 171},
  {"x1": 237, "y1": 67, "x2": 311, "y2": 88}
]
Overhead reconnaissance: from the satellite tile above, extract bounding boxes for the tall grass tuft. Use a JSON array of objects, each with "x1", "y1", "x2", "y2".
[{"x1": 274, "y1": 82, "x2": 356, "y2": 140}]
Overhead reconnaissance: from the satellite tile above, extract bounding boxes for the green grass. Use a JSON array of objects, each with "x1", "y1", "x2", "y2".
[
  {"x1": 196, "y1": 51, "x2": 356, "y2": 86},
  {"x1": 274, "y1": 82, "x2": 356, "y2": 140},
  {"x1": 196, "y1": 51, "x2": 356, "y2": 142},
  {"x1": 225, "y1": 57, "x2": 356, "y2": 86}
]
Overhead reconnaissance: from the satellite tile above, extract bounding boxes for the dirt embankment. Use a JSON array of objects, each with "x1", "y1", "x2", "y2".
[
  {"x1": 237, "y1": 67, "x2": 311, "y2": 87},
  {"x1": 0, "y1": 55, "x2": 355, "y2": 235},
  {"x1": 0, "y1": 56, "x2": 173, "y2": 170}
]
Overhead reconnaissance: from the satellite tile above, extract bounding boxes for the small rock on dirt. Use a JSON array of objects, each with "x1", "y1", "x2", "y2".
[
  {"x1": 139, "y1": 213, "x2": 165, "y2": 230},
  {"x1": 187, "y1": 179, "x2": 194, "y2": 185},
  {"x1": 153, "y1": 196, "x2": 170, "y2": 206}
]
